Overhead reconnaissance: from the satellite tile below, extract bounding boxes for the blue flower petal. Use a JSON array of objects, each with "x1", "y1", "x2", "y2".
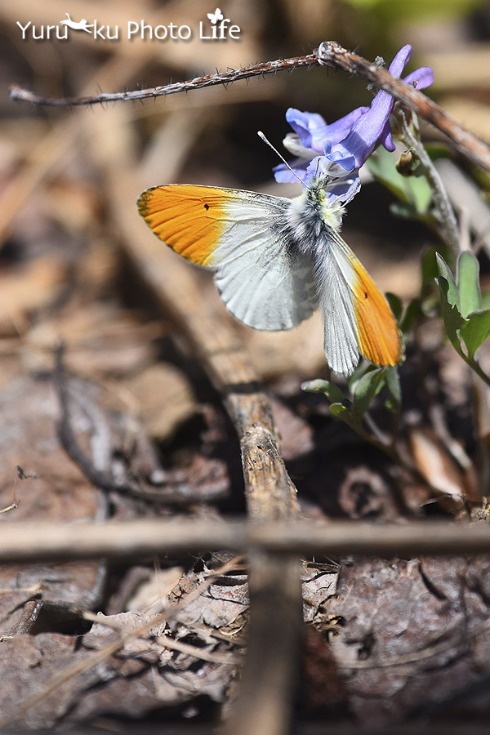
[
  {"x1": 285, "y1": 109, "x2": 328, "y2": 152},
  {"x1": 404, "y1": 66, "x2": 434, "y2": 90},
  {"x1": 274, "y1": 45, "x2": 434, "y2": 193},
  {"x1": 326, "y1": 44, "x2": 427, "y2": 169},
  {"x1": 389, "y1": 44, "x2": 412, "y2": 76}
]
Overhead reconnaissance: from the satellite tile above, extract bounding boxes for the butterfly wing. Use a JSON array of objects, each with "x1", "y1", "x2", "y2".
[
  {"x1": 138, "y1": 184, "x2": 319, "y2": 330},
  {"x1": 320, "y1": 227, "x2": 402, "y2": 376}
]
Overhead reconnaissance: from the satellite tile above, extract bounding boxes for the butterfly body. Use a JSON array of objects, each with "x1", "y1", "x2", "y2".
[{"x1": 138, "y1": 180, "x2": 402, "y2": 376}]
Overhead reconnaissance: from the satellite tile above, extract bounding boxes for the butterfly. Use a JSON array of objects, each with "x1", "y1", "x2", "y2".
[{"x1": 137, "y1": 174, "x2": 402, "y2": 377}]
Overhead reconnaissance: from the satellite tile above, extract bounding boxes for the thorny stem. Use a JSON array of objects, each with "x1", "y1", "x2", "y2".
[
  {"x1": 396, "y1": 108, "x2": 461, "y2": 262},
  {"x1": 9, "y1": 53, "x2": 318, "y2": 106},
  {"x1": 9, "y1": 41, "x2": 490, "y2": 172}
]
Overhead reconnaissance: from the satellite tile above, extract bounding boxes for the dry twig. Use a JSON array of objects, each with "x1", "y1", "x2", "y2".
[
  {"x1": 0, "y1": 518, "x2": 488, "y2": 563},
  {"x1": 9, "y1": 41, "x2": 490, "y2": 171},
  {"x1": 83, "y1": 95, "x2": 302, "y2": 735}
]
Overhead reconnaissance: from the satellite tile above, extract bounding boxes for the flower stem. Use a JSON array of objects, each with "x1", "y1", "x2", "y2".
[{"x1": 396, "y1": 109, "x2": 460, "y2": 263}]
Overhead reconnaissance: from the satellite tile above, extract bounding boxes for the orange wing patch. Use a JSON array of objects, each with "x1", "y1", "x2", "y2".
[
  {"x1": 137, "y1": 184, "x2": 230, "y2": 267},
  {"x1": 352, "y1": 262, "x2": 402, "y2": 367}
]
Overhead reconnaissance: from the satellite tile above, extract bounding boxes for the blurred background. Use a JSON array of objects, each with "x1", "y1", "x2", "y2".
[
  {"x1": 0, "y1": 0, "x2": 489, "y2": 382},
  {"x1": 1, "y1": 5, "x2": 490, "y2": 728}
]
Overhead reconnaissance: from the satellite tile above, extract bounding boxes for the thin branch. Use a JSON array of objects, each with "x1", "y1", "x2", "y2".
[
  {"x1": 82, "y1": 611, "x2": 240, "y2": 665},
  {"x1": 317, "y1": 42, "x2": 490, "y2": 172},
  {"x1": 83, "y1": 99, "x2": 302, "y2": 735},
  {"x1": 0, "y1": 518, "x2": 488, "y2": 562},
  {"x1": 9, "y1": 42, "x2": 490, "y2": 171},
  {"x1": 54, "y1": 344, "x2": 227, "y2": 505},
  {"x1": 9, "y1": 53, "x2": 317, "y2": 107}
]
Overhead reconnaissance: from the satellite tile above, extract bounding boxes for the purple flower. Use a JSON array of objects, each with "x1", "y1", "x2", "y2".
[
  {"x1": 274, "y1": 44, "x2": 434, "y2": 187},
  {"x1": 274, "y1": 107, "x2": 367, "y2": 184},
  {"x1": 283, "y1": 107, "x2": 368, "y2": 156},
  {"x1": 334, "y1": 45, "x2": 432, "y2": 169}
]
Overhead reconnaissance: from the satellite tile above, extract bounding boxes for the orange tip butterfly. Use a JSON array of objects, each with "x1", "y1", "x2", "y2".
[{"x1": 137, "y1": 148, "x2": 402, "y2": 377}]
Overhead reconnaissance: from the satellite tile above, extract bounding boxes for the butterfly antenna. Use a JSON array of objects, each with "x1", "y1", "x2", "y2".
[{"x1": 257, "y1": 131, "x2": 305, "y2": 187}]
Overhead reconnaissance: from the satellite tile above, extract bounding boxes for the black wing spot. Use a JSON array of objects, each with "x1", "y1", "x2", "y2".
[
  {"x1": 364, "y1": 291, "x2": 368, "y2": 299},
  {"x1": 204, "y1": 203, "x2": 210, "y2": 210}
]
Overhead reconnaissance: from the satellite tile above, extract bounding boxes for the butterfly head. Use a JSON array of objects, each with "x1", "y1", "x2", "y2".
[{"x1": 301, "y1": 176, "x2": 346, "y2": 231}]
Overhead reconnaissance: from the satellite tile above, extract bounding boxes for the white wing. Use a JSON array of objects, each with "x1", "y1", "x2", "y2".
[
  {"x1": 138, "y1": 184, "x2": 319, "y2": 332},
  {"x1": 319, "y1": 226, "x2": 401, "y2": 376},
  {"x1": 315, "y1": 225, "x2": 360, "y2": 376},
  {"x1": 211, "y1": 192, "x2": 319, "y2": 330}
]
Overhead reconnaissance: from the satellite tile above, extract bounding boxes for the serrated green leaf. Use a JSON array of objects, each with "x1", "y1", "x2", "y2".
[
  {"x1": 439, "y1": 281, "x2": 467, "y2": 349},
  {"x1": 436, "y1": 255, "x2": 467, "y2": 348},
  {"x1": 329, "y1": 403, "x2": 348, "y2": 417},
  {"x1": 351, "y1": 367, "x2": 387, "y2": 418},
  {"x1": 457, "y1": 251, "x2": 481, "y2": 317},
  {"x1": 436, "y1": 253, "x2": 459, "y2": 309},
  {"x1": 460, "y1": 309, "x2": 490, "y2": 358},
  {"x1": 301, "y1": 379, "x2": 346, "y2": 404}
]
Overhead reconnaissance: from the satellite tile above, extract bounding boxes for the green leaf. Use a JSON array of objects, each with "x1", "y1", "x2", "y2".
[
  {"x1": 351, "y1": 367, "x2": 387, "y2": 418},
  {"x1": 328, "y1": 403, "x2": 348, "y2": 418},
  {"x1": 460, "y1": 309, "x2": 490, "y2": 358},
  {"x1": 424, "y1": 144, "x2": 455, "y2": 162},
  {"x1": 436, "y1": 253, "x2": 467, "y2": 349},
  {"x1": 367, "y1": 146, "x2": 432, "y2": 217},
  {"x1": 390, "y1": 203, "x2": 421, "y2": 220},
  {"x1": 457, "y1": 251, "x2": 481, "y2": 317},
  {"x1": 400, "y1": 297, "x2": 423, "y2": 333},
  {"x1": 438, "y1": 281, "x2": 467, "y2": 349},
  {"x1": 301, "y1": 379, "x2": 346, "y2": 404},
  {"x1": 436, "y1": 253, "x2": 459, "y2": 308},
  {"x1": 329, "y1": 402, "x2": 359, "y2": 431},
  {"x1": 421, "y1": 248, "x2": 439, "y2": 287},
  {"x1": 385, "y1": 367, "x2": 401, "y2": 414}
]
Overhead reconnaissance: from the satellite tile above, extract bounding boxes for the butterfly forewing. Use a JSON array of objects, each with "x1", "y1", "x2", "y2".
[
  {"x1": 138, "y1": 184, "x2": 319, "y2": 331},
  {"x1": 138, "y1": 184, "x2": 228, "y2": 266},
  {"x1": 138, "y1": 183, "x2": 402, "y2": 376}
]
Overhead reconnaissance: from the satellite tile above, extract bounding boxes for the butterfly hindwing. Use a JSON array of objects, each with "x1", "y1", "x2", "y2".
[
  {"x1": 320, "y1": 242, "x2": 360, "y2": 376},
  {"x1": 138, "y1": 184, "x2": 319, "y2": 330},
  {"x1": 321, "y1": 227, "x2": 402, "y2": 373}
]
